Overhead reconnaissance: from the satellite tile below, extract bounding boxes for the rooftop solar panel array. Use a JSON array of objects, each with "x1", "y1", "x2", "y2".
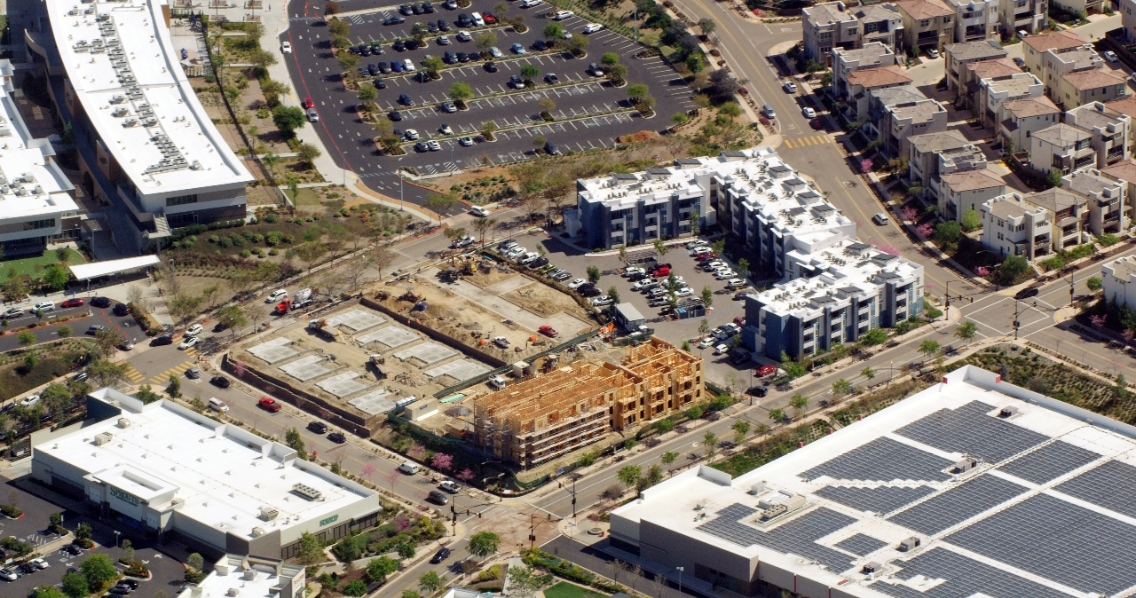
[
  {"x1": 1054, "y1": 460, "x2": 1136, "y2": 518},
  {"x1": 697, "y1": 505, "x2": 857, "y2": 572},
  {"x1": 870, "y1": 548, "x2": 1073, "y2": 598},
  {"x1": 894, "y1": 401, "x2": 1048, "y2": 462},
  {"x1": 945, "y1": 493, "x2": 1136, "y2": 595},
  {"x1": 800, "y1": 437, "x2": 954, "y2": 483},
  {"x1": 833, "y1": 533, "x2": 888, "y2": 557},
  {"x1": 997, "y1": 441, "x2": 1100, "y2": 485},
  {"x1": 814, "y1": 485, "x2": 936, "y2": 515},
  {"x1": 887, "y1": 475, "x2": 1027, "y2": 535}
]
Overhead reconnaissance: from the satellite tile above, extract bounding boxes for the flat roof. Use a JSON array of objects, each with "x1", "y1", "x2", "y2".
[
  {"x1": 37, "y1": 389, "x2": 376, "y2": 541},
  {"x1": 179, "y1": 555, "x2": 304, "y2": 598},
  {"x1": 46, "y1": 0, "x2": 253, "y2": 196},
  {"x1": 615, "y1": 302, "x2": 645, "y2": 322},
  {"x1": 614, "y1": 365, "x2": 1136, "y2": 597},
  {"x1": 69, "y1": 255, "x2": 160, "y2": 280}
]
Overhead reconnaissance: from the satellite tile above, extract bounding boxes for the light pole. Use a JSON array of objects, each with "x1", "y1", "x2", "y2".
[
  {"x1": 676, "y1": 566, "x2": 684, "y2": 597},
  {"x1": 1069, "y1": 270, "x2": 1075, "y2": 308},
  {"x1": 113, "y1": 530, "x2": 121, "y2": 559}
]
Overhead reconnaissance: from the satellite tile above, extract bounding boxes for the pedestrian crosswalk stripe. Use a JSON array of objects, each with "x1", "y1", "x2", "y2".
[
  {"x1": 122, "y1": 365, "x2": 144, "y2": 383},
  {"x1": 148, "y1": 361, "x2": 195, "y2": 385}
]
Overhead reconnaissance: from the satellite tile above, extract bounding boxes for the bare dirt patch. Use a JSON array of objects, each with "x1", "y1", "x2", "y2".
[
  {"x1": 501, "y1": 281, "x2": 589, "y2": 319},
  {"x1": 463, "y1": 268, "x2": 520, "y2": 290}
]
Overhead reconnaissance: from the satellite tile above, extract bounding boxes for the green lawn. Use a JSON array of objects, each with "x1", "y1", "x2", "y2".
[
  {"x1": 2, "y1": 248, "x2": 85, "y2": 278},
  {"x1": 542, "y1": 582, "x2": 609, "y2": 598}
]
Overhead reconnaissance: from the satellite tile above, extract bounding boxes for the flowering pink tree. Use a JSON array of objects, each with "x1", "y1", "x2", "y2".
[
  {"x1": 456, "y1": 468, "x2": 475, "y2": 484},
  {"x1": 860, "y1": 159, "x2": 874, "y2": 173},
  {"x1": 974, "y1": 266, "x2": 990, "y2": 277},
  {"x1": 431, "y1": 453, "x2": 453, "y2": 472},
  {"x1": 362, "y1": 463, "x2": 376, "y2": 481},
  {"x1": 394, "y1": 515, "x2": 411, "y2": 532},
  {"x1": 233, "y1": 361, "x2": 246, "y2": 377},
  {"x1": 1091, "y1": 314, "x2": 1107, "y2": 328},
  {"x1": 901, "y1": 206, "x2": 918, "y2": 222},
  {"x1": 386, "y1": 468, "x2": 400, "y2": 492},
  {"x1": 916, "y1": 223, "x2": 934, "y2": 238}
]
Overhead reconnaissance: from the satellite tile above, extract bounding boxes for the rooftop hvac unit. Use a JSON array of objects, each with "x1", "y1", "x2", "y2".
[
  {"x1": 899, "y1": 537, "x2": 921, "y2": 552},
  {"x1": 112, "y1": 107, "x2": 129, "y2": 118},
  {"x1": 110, "y1": 95, "x2": 125, "y2": 104},
  {"x1": 862, "y1": 562, "x2": 882, "y2": 574},
  {"x1": 258, "y1": 505, "x2": 279, "y2": 520},
  {"x1": 291, "y1": 483, "x2": 322, "y2": 501},
  {"x1": 226, "y1": 589, "x2": 239, "y2": 597},
  {"x1": 999, "y1": 406, "x2": 1019, "y2": 418},
  {"x1": 116, "y1": 418, "x2": 131, "y2": 429},
  {"x1": 94, "y1": 432, "x2": 114, "y2": 446},
  {"x1": 250, "y1": 527, "x2": 265, "y2": 537},
  {"x1": 123, "y1": 119, "x2": 138, "y2": 128},
  {"x1": 13, "y1": 188, "x2": 26, "y2": 197}
]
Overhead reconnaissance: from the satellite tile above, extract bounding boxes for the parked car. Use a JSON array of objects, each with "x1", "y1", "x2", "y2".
[
  {"x1": 2, "y1": 307, "x2": 22, "y2": 318},
  {"x1": 783, "y1": 80, "x2": 797, "y2": 93},
  {"x1": 872, "y1": 213, "x2": 889, "y2": 225},
  {"x1": 178, "y1": 336, "x2": 199, "y2": 350},
  {"x1": 185, "y1": 367, "x2": 201, "y2": 380},
  {"x1": 539, "y1": 325, "x2": 558, "y2": 337},
  {"x1": 328, "y1": 432, "x2": 347, "y2": 444},
  {"x1": 552, "y1": 10, "x2": 574, "y2": 19},
  {"x1": 756, "y1": 364, "x2": 777, "y2": 377},
  {"x1": 258, "y1": 397, "x2": 282, "y2": 413},
  {"x1": 583, "y1": 23, "x2": 603, "y2": 33},
  {"x1": 186, "y1": 323, "x2": 204, "y2": 336},
  {"x1": 91, "y1": 297, "x2": 111, "y2": 308},
  {"x1": 151, "y1": 335, "x2": 173, "y2": 346},
  {"x1": 747, "y1": 386, "x2": 768, "y2": 397},
  {"x1": 61, "y1": 298, "x2": 85, "y2": 308},
  {"x1": 439, "y1": 479, "x2": 461, "y2": 493},
  {"x1": 210, "y1": 376, "x2": 231, "y2": 388},
  {"x1": 113, "y1": 302, "x2": 129, "y2": 316},
  {"x1": 308, "y1": 421, "x2": 329, "y2": 434},
  {"x1": 567, "y1": 278, "x2": 586, "y2": 290},
  {"x1": 591, "y1": 295, "x2": 614, "y2": 307}
]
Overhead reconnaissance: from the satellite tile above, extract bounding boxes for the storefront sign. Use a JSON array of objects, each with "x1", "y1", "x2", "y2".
[
  {"x1": 319, "y1": 514, "x2": 339, "y2": 527},
  {"x1": 109, "y1": 487, "x2": 139, "y2": 506}
]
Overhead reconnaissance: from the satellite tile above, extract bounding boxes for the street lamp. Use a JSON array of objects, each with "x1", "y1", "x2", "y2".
[
  {"x1": 113, "y1": 530, "x2": 121, "y2": 559},
  {"x1": 676, "y1": 566, "x2": 684, "y2": 596}
]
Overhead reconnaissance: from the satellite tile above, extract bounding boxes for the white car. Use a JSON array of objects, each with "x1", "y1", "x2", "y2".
[
  {"x1": 583, "y1": 23, "x2": 604, "y2": 33},
  {"x1": 459, "y1": 136, "x2": 474, "y2": 146},
  {"x1": 552, "y1": 10, "x2": 574, "y2": 20},
  {"x1": 405, "y1": 129, "x2": 420, "y2": 140},
  {"x1": 266, "y1": 289, "x2": 288, "y2": 303},
  {"x1": 506, "y1": 246, "x2": 526, "y2": 258},
  {"x1": 567, "y1": 278, "x2": 586, "y2": 289},
  {"x1": 427, "y1": 140, "x2": 442, "y2": 151},
  {"x1": 470, "y1": 205, "x2": 490, "y2": 217},
  {"x1": 715, "y1": 269, "x2": 737, "y2": 279},
  {"x1": 674, "y1": 287, "x2": 693, "y2": 297},
  {"x1": 281, "y1": 41, "x2": 292, "y2": 53},
  {"x1": 561, "y1": 30, "x2": 573, "y2": 39},
  {"x1": 179, "y1": 336, "x2": 199, "y2": 350},
  {"x1": 697, "y1": 337, "x2": 715, "y2": 349},
  {"x1": 493, "y1": 336, "x2": 510, "y2": 348},
  {"x1": 186, "y1": 323, "x2": 204, "y2": 336},
  {"x1": 19, "y1": 395, "x2": 39, "y2": 407},
  {"x1": 33, "y1": 301, "x2": 55, "y2": 312},
  {"x1": 688, "y1": 245, "x2": 710, "y2": 256},
  {"x1": 456, "y1": 31, "x2": 472, "y2": 42},
  {"x1": 1104, "y1": 50, "x2": 1119, "y2": 62},
  {"x1": 29, "y1": 559, "x2": 48, "y2": 570},
  {"x1": 783, "y1": 80, "x2": 797, "y2": 93},
  {"x1": 439, "y1": 124, "x2": 454, "y2": 135},
  {"x1": 714, "y1": 343, "x2": 729, "y2": 355},
  {"x1": 404, "y1": 59, "x2": 416, "y2": 71},
  {"x1": 623, "y1": 267, "x2": 644, "y2": 277},
  {"x1": 454, "y1": 235, "x2": 475, "y2": 248},
  {"x1": 591, "y1": 295, "x2": 613, "y2": 307},
  {"x1": 3, "y1": 307, "x2": 22, "y2": 318},
  {"x1": 490, "y1": 46, "x2": 503, "y2": 58},
  {"x1": 872, "y1": 213, "x2": 890, "y2": 225},
  {"x1": 802, "y1": 107, "x2": 816, "y2": 118},
  {"x1": 520, "y1": 0, "x2": 542, "y2": 7},
  {"x1": 0, "y1": 568, "x2": 16, "y2": 581}
]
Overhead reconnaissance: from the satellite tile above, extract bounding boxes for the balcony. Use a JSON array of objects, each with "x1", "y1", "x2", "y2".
[{"x1": 1061, "y1": 226, "x2": 1079, "y2": 239}]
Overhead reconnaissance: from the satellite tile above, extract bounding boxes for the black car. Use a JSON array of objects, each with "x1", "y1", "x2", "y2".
[
  {"x1": 379, "y1": 61, "x2": 392, "y2": 73},
  {"x1": 746, "y1": 385, "x2": 768, "y2": 397},
  {"x1": 307, "y1": 421, "x2": 328, "y2": 434},
  {"x1": 1015, "y1": 287, "x2": 1040, "y2": 300},
  {"x1": 389, "y1": 110, "x2": 403, "y2": 121},
  {"x1": 582, "y1": 287, "x2": 602, "y2": 297},
  {"x1": 577, "y1": 283, "x2": 595, "y2": 294},
  {"x1": 91, "y1": 297, "x2": 111, "y2": 308},
  {"x1": 412, "y1": 3, "x2": 424, "y2": 14},
  {"x1": 415, "y1": 71, "x2": 431, "y2": 82},
  {"x1": 430, "y1": 547, "x2": 451, "y2": 564},
  {"x1": 374, "y1": 78, "x2": 386, "y2": 89},
  {"x1": 427, "y1": 21, "x2": 439, "y2": 32},
  {"x1": 405, "y1": 39, "x2": 419, "y2": 50},
  {"x1": 399, "y1": 93, "x2": 413, "y2": 105},
  {"x1": 438, "y1": 18, "x2": 451, "y2": 30},
  {"x1": 456, "y1": 13, "x2": 471, "y2": 25},
  {"x1": 423, "y1": 1, "x2": 435, "y2": 12},
  {"x1": 527, "y1": 257, "x2": 549, "y2": 269},
  {"x1": 371, "y1": 42, "x2": 385, "y2": 55},
  {"x1": 384, "y1": 15, "x2": 405, "y2": 24},
  {"x1": 117, "y1": 580, "x2": 140, "y2": 590},
  {"x1": 113, "y1": 303, "x2": 129, "y2": 316},
  {"x1": 627, "y1": 271, "x2": 647, "y2": 282},
  {"x1": 150, "y1": 335, "x2": 173, "y2": 346},
  {"x1": 442, "y1": 0, "x2": 456, "y2": 7},
  {"x1": 444, "y1": 51, "x2": 456, "y2": 63},
  {"x1": 415, "y1": 141, "x2": 429, "y2": 152},
  {"x1": 484, "y1": 61, "x2": 498, "y2": 72},
  {"x1": 393, "y1": 39, "x2": 406, "y2": 51},
  {"x1": 399, "y1": 3, "x2": 413, "y2": 14},
  {"x1": 61, "y1": 544, "x2": 83, "y2": 556},
  {"x1": 210, "y1": 376, "x2": 231, "y2": 388},
  {"x1": 328, "y1": 432, "x2": 347, "y2": 443},
  {"x1": 18, "y1": 563, "x2": 36, "y2": 574},
  {"x1": 109, "y1": 585, "x2": 131, "y2": 595},
  {"x1": 367, "y1": 63, "x2": 380, "y2": 76},
  {"x1": 533, "y1": 39, "x2": 547, "y2": 51}
]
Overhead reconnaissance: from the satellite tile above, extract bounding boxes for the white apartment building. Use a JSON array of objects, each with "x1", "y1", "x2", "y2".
[
  {"x1": 1030, "y1": 122, "x2": 1097, "y2": 174},
  {"x1": 937, "y1": 167, "x2": 1007, "y2": 222},
  {"x1": 981, "y1": 192, "x2": 1053, "y2": 260},
  {"x1": 944, "y1": 0, "x2": 1000, "y2": 43},
  {"x1": 999, "y1": 0, "x2": 1046, "y2": 36},
  {"x1": 979, "y1": 72, "x2": 1043, "y2": 127},
  {"x1": 1063, "y1": 168, "x2": 1127, "y2": 235},
  {"x1": 1102, "y1": 254, "x2": 1136, "y2": 308},
  {"x1": 907, "y1": 130, "x2": 987, "y2": 202},
  {"x1": 1065, "y1": 101, "x2": 1132, "y2": 168},
  {"x1": 802, "y1": 2, "x2": 904, "y2": 63},
  {"x1": 999, "y1": 95, "x2": 1062, "y2": 151},
  {"x1": 1024, "y1": 187, "x2": 1091, "y2": 252}
]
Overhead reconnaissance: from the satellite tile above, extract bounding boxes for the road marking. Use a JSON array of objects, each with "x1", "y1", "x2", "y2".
[
  {"x1": 148, "y1": 359, "x2": 196, "y2": 385},
  {"x1": 122, "y1": 364, "x2": 145, "y2": 383}
]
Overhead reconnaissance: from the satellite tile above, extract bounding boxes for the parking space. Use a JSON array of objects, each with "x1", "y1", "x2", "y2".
[{"x1": 283, "y1": 0, "x2": 695, "y2": 204}]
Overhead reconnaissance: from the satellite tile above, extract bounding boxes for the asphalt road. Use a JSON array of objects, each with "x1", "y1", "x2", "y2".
[
  {"x1": 0, "y1": 299, "x2": 136, "y2": 354},
  {"x1": 282, "y1": 0, "x2": 694, "y2": 204}
]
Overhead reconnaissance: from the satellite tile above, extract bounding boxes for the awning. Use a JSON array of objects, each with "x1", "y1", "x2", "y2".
[{"x1": 69, "y1": 256, "x2": 160, "y2": 281}]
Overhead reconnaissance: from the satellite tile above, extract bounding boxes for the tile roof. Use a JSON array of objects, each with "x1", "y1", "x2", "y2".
[
  {"x1": 1024, "y1": 187, "x2": 1088, "y2": 212},
  {"x1": 909, "y1": 129, "x2": 970, "y2": 152},
  {"x1": 1102, "y1": 158, "x2": 1136, "y2": 183},
  {"x1": 846, "y1": 65, "x2": 913, "y2": 88},
  {"x1": 940, "y1": 168, "x2": 1006, "y2": 192},
  {"x1": 946, "y1": 40, "x2": 1008, "y2": 62},
  {"x1": 1022, "y1": 29, "x2": 1087, "y2": 53},
  {"x1": 1032, "y1": 123, "x2": 1092, "y2": 146},
  {"x1": 967, "y1": 57, "x2": 1022, "y2": 80},
  {"x1": 895, "y1": 0, "x2": 954, "y2": 19},
  {"x1": 1001, "y1": 96, "x2": 1060, "y2": 118},
  {"x1": 1106, "y1": 96, "x2": 1136, "y2": 119},
  {"x1": 1061, "y1": 68, "x2": 1127, "y2": 91},
  {"x1": 854, "y1": 4, "x2": 902, "y2": 22},
  {"x1": 804, "y1": 2, "x2": 858, "y2": 26}
]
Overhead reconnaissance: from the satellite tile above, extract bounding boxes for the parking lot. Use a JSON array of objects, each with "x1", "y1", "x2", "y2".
[{"x1": 282, "y1": 0, "x2": 695, "y2": 203}]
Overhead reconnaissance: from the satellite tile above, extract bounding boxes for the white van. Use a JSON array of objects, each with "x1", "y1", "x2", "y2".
[
  {"x1": 471, "y1": 11, "x2": 485, "y2": 26},
  {"x1": 398, "y1": 462, "x2": 420, "y2": 474},
  {"x1": 208, "y1": 397, "x2": 229, "y2": 412}
]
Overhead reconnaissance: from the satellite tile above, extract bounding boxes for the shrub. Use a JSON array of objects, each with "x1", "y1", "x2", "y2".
[{"x1": 0, "y1": 504, "x2": 22, "y2": 518}]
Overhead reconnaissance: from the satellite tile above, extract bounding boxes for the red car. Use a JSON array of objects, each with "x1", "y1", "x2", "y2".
[
  {"x1": 483, "y1": 12, "x2": 496, "y2": 23},
  {"x1": 539, "y1": 325, "x2": 558, "y2": 338},
  {"x1": 652, "y1": 266, "x2": 671, "y2": 277},
  {"x1": 258, "y1": 397, "x2": 282, "y2": 412},
  {"x1": 810, "y1": 118, "x2": 824, "y2": 130},
  {"x1": 61, "y1": 298, "x2": 85, "y2": 308},
  {"x1": 755, "y1": 365, "x2": 777, "y2": 378},
  {"x1": 694, "y1": 252, "x2": 715, "y2": 260},
  {"x1": 733, "y1": 316, "x2": 746, "y2": 327},
  {"x1": 302, "y1": 97, "x2": 315, "y2": 109}
]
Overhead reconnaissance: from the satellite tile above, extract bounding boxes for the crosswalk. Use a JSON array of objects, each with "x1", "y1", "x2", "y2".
[
  {"x1": 783, "y1": 134, "x2": 831, "y2": 149},
  {"x1": 147, "y1": 357, "x2": 197, "y2": 385},
  {"x1": 122, "y1": 363, "x2": 145, "y2": 384}
]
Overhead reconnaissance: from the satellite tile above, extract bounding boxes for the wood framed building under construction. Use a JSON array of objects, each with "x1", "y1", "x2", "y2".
[{"x1": 472, "y1": 338, "x2": 704, "y2": 469}]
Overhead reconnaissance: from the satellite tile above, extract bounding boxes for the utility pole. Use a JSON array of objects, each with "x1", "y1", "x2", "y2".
[
  {"x1": 1013, "y1": 299, "x2": 1020, "y2": 340},
  {"x1": 1069, "y1": 270, "x2": 1075, "y2": 308},
  {"x1": 557, "y1": 475, "x2": 579, "y2": 519}
]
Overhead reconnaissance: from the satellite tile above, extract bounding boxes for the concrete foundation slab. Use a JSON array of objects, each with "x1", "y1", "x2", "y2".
[
  {"x1": 316, "y1": 371, "x2": 370, "y2": 397},
  {"x1": 424, "y1": 359, "x2": 491, "y2": 382},
  {"x1": 356, "y1": 325, "x2": 419, "y2": 349},
  {"x1": 394, "y1": 342, "x2": 458, "y2": 366},
  {"x1": 325, "y1": 309, "x2": 386, "y2": 333},
  {"x1": 348, "y1": 388, "x2": 398, "y2": 415},
  {"x1": 248, "y1": 337, "x2": 300, "y2": 364},
  {"x1": 279, "y1": 354, "x2": 334, "y2": 381}
]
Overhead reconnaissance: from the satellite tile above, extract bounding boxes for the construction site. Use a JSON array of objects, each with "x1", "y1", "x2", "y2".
[{"x1": 472, "y1": 337, "x2": 705, "y2": 471}]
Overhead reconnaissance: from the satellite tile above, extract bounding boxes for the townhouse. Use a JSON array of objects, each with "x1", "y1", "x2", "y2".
[
  {"x1": 979, "y1": 72, "x2": 1045, "y2": 128},
  {"x1": 944, "y1": 0, "x2": 1000, "y2": 43},
  {"x1": 981, "y1": 193, "x2": 1053, "y2": 260},
  {"x1": 999, "y1": 0, "x2": 1047, "y2": 36},
  {"x1": 999, "y1": 95, "x2": 1062, "y2": 151},
  {"x1": 1062, "y1": 168, "x2": 1126, "y2": 235},
  {"x1": 1029, "y1": 122, "x2": 1097, "y2": 174},
  {"x1": 906, "y1": 130, "x2": 987, "y2": 201},
  {"x1": 832, "y1": 43, "x2": 899, "y2": 100},
  {"x1": 896, "y1": 0, "x2": 956, "y2": 55},
  {"x1": 1102, "y1": 255, "x2": 1136, "y2": 308},
  {"x1": 964, "y1": 57, "x2": 1025, "y2": 110},
  {"x1": 1101, "y1": 158, "x2": 1136, "y2": 221},
  {"x1": 1023, "y1": 187, "x2": 1091, "y2": 251},
  {"x1": 803, "y1": 2, "x2": 904, "y2": 62},
  {"x1": 865, "y1": 85, "x2": 949, "y2": 157},
  {"x1": 842, "y1": 65, "x2": 915, "y2": 122},
  {"x1": 1065, "y1": 101, "x2": 1132, "y2": 168},
  {"x1": 938, "y1": 167, "x2": 1008, "y2": 222},
  {"x1": 944, "y1": 39, "x2": 1010, "y2": 93}
]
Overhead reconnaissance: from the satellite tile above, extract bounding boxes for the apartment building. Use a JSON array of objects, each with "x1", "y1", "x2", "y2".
[
  {"x1": 573, "y1": 163, "x2": 710, "y2": 249},
  {"x1": 1052, "y1": 0, "x2": 1104, "y2": 17},
  {"x1": 1022, "y1": 30, "x2": 1089, "y2": 79},
  {"x1": 1102, "y1": 158, "x2": 1136, "y2": 221},
  {"x1": 944, "y1": 0, "x2": 1000, "y2": 43},
  {"x1": 1054, "y1": 68, "x2": 1128, "y2": 110},
  {"x1": 30, "y1": 0, "x2": 253, "y2": 255},
  {"x1": 981, "y1": 193, "x2": 1053, "y2": 260},
  {"x1": 1030, "y1": 122, "x2": 1097, "y2": 174},
  {"x1": 1020, "y1": 29, "x2": 1119, "y2": 110},
  {"x1": 1125, "y1": 0, "x2": 1136, "y2": 43},
  {"x1": 0, "y1": 60, "x2": 80, "y2": 256},
  {"x1": 1106, "y1": 96, "x2": 1136, "y2": 153},
  {"x1": 1102, "y1": 255, "x2": 1136, "y2": 308},
  {"x1": 999, "y1": 95, "x2": 1062, "y2": 151},
  {"x1": 979, "y1": 72, "x2": 1044, "y2": 127},
  {"x1": 945, "y1": 40, "x2": 1009, "y2": 92},
  {"x1": 1062, "y1": 168, "x2": 1126, "y2": 234},
  {"x1": 906, "y1": 129, "x2": 985, "y2": 199},
  {"x1": 1065, "y1": 101, "x2": 1132, "y2": 167},
  {"x1": 865, "y1": 85, "x2": 948, "y2": 157},
  {"x1": 744, "y1": 240, "x2": 924, "y2": 359},
  {"x1": 937, "y1": 167, "x2": 1008, "y2": 221},
  {"x1": 1023, "y1": 187, "x2": 1090, "y2": 251},
  {"x1": 842, "y1": 65, "x2": 915, "y2": 121},
  {"x1": 1000, "y1": 0, "x2": 1047, "y2": 36},
  {"x1": 471, "y1": 338, "x2": 702, "y2": 469},
  {"x1": 896, "y1": 0, "x2": 956, "y2": 54},
  {"x1": 832, "y1": 43, "x2": 898, "y2": 100},
  {"x1": 963, "y1": 57, "x2": 1024, "y2": 109},
  {"x1": 802, "y1": 2, "x2": 904, "y2": 62}
]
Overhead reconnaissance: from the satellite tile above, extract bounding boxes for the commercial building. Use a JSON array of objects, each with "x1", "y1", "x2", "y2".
[
  {"x1": 612, "y1": 365, "x2": 1136, "y2": 598},
  {"x1": 177, "y1": 555, "x2": 305, "y2": 598},
  {"x1": 998, "y1": 95, "x2": 1062, "y2": 151},
  {"x1": 1102, "y1": 254, "x2": 1136, "y2": 307},
  {"x1": 471, "y1": 338, "x2": 702, "y2": 469},
  {"x1": 937, "y1": 167, "x2": 1007, "y2": 222},
  {"x1": 1064, "y1": 101, "x2": 1132, "y2": 167},
  {"x1": 31, "y1": 389, "x2": 381, "y2": 559},
  {"x1": 743, "y1": 240, "x2": 924, "y2": 360},
  {"x1": 28, "y1": 0, "x2": 254, "y2": 254},
  {"x1": 895, "y1": 0, "x2": 955, "y2": 54},
  {"x1": 999, "y1": 0, "x2": 1046, "y2": 36},
  {"x1": 980, "y1": 192, "x2": 1052, "y2": 260},
  {"x1": 802, "y1": 2, "x2": 904, "y2": 63},
  {"x1": 944, "y1": 40, "x2": 1008, "y2": 92}
]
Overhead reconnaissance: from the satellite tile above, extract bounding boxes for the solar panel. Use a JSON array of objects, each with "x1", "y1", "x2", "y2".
[
  {"x1": 945, "y1": 494, "x2": 1136, "y2": 595},
  {"x1": 800, "y1": 437, "x2": 953, "y2": 483},
  {"x1": 894, "y1": 401, "x2": 1048, "y2": 463},
  {"x1": 697, "y1": 505, "x2": 856, "y2": 572},
  {"x1": 1054, "y1": 460, "x2": 1136, "y2": 518},
  {"x1": 998, "y1": 441, "x2": 1099, "y2": 484},
  {"x1": 887, "y1": 475, "x2": 1027, "y2": 535},
  {"x1": 815, "y1": 485, "x2": 935, "y2": 514},
  {"x1": 833, "y1": 533, "x2": 887, "y2": 557},
  {"x1": 869, "y1": 548, "x2": 1071, "y2": 598}
]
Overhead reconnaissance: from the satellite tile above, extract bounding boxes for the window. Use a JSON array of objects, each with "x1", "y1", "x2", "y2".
[
  {"x1": 23, "y1": 219, "x2": 55, "y2": 231},
  {"x1": 919, "y1": 19, "x2": 930, "y2": 26},
  {"x1": 166, "y1": 194, "x2": 199, "y2": 207}
]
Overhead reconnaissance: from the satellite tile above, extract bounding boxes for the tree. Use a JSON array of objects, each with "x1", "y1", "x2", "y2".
[
  {"x1": 961, "y1": 209, "x2": 982, "y2": 231},
  {"x1": 218, "y1": 305, "x2": 248, "y2": 339},
  {"x1": 919, "y1": 339, "x2": 941, "y2": 358},
  {"x1": 297, "y1": 143, "x2": 321, "y2": 167},
  {"x1": 187, "y1": 553, "x2": 205, "y2": 571},
  {"x1": 567, "y1": 35, "x2": 589, "y2": 56},
  {"x1": 538, "y1": 97, "x2": 556, "y2": 115},
  {"x1": 601, "y1": 52, "x2": 620, "y2": 65},
  {"x1": 1087, "y1": 276, "x2": 1103, "y2": 291},
  {"x1": 418, "y1": 571, "x2": 443, "y2": 593},
  {"x1": 475, "y1": 30, "x2": 498, "y2": 51},
  {"x1": 697, "y1": 17, "x2": 716, "y2": 35},
  {"x1": 431, "y1": 452, "x2": 453, "y2": 471},
  {"x1": 732, "y1": 420, "x2": 750, "y2": 444},
  {"x1": 448, "y1": 82, "x2": 474, "y2": 106},
  {"x1": 80, "y1": 553, "x2": 117, "y2": 590},
  {"x1": 425, "y1": 194, "x2": 457, "y2": 225},
  {"x1": 586, "y1": 265, "x2": 601, "y2": 283},
  {"x1": 1046, "y1": 167, "x2": 1063, "y2": 189},
  {"x1": 955, "y1": 320, "x2": 978, "y2": 345},
  {"x1": 861, "y1": 327, "x2": 887, "y2": 345},
  {"x1": 365, "y1": 556, "x2": 399, "y2": 583},
  {"x1": 328, "y1": 17, "x2": 350, "y2": 37},
  {"x1": 832, "y1": 378, "x2": 852, "y2": 397},
  {"x1": 169, "y1": 293, "x2": 203, "y2": 325},
  {"x1": 357, "y1": 85, "x2": 378, "y2": 104},
  {"x1": 297, "y1": 532, "x2": 324, "y2": 565},
  {"x1": 506, "y1": 564, "x2": 551, "y2": 598},
  {"x1": 166, "y1": 375, "x2": 181, "y2": 399},
  {"x1": 703, "y1": 430, "x2": 718, "y2": 458},
  {"x1": 519, "y1": 64, "x2": 540, "y2": 83},
  {"x1": 61, "y1": 570, "x2": 89, "y2": 598},
  {"x1": 781, "y1": 351, "x2": 806, "y2": 379},
  {"x1": 272, "y1": 105, "x2": 307, "y2": 136},
  {"x1": 1000, "y1": 255, "x2": 1029, "y2": 284},
  {"x1": 88, "y1": 358, "x2": 127, "y2": 387},
  {"x1": 700, "y1": 285, "x2": 714, "y2": 308},
  {"x1": 607, "y1": 63, "x2": 628, "y2": 84},
  {"x1": 18, "y1": 331, "x2": 35, "y2": 347},
  {"x1": 607, "y1": 286, "x2": 620, "y2": 305},
  {"x1": 934, "y1": 220, "x2": 962, "y2": 245},
  {"x1": 32, "y1": 587, "x2": 67, "y2": 598},
  {"x1": 285, "y1": 427, "x2": 306, "y2": 458},
  {"x1": 543, "y1": 22, "x2": 564, "y2": 39},
  {"x1": 468, "y1": 531, "x2": 500, "y2": 559},
  {"x1": 42, "y1": 264, "x2": 70, "y2": 291},
  {"x1": 342, "y1": 581, "x2": 367, "y2": 597},
  {"x1": 626, "y1": 83, "x2": 650, "y2": 105},
  {"x1": 661, "y1": 451, "x2": 678, "y2": 470},
  {"x1": 617, "y1": 465, "x2": 642, "y2": 487},
  {"x1": 861, "y1": 366, "x2": 876, "y2": 380},
  {"x1": 1117, "y1": 373, "x2": 1129, "y2": 399},
  {"x1": 769, "y1": 407, "x2": 784, "y2": 423},
  {"x1": 790, "y1": 393, "x2": 808, "y2": 418}
]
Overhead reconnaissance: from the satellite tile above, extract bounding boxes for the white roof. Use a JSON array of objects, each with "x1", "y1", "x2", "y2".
[
  {"x1": 69, "y1": 255, "x2": 160, "y2": 280},
  {"x1": 178, "y1": 555, "x2": 304, "y2": 598},
  {"x1": 37, "y1": 389, "x2": 376, "y2": 541},
  {"x1": 46, "y1": 0, "x2": 253, "y2": 196},
  {"x1": 613, "y1": 366, "x2": 1136, "y2": 597}
]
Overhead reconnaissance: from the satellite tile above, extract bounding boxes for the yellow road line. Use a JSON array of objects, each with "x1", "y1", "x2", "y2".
[{"x1": 784, "y1": 139, "x2": 794, "y2": 148}]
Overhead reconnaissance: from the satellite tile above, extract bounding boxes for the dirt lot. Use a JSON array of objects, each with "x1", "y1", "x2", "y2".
[{"x1": 501, "y1": 280, "x2": 588, "y2": 319}]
